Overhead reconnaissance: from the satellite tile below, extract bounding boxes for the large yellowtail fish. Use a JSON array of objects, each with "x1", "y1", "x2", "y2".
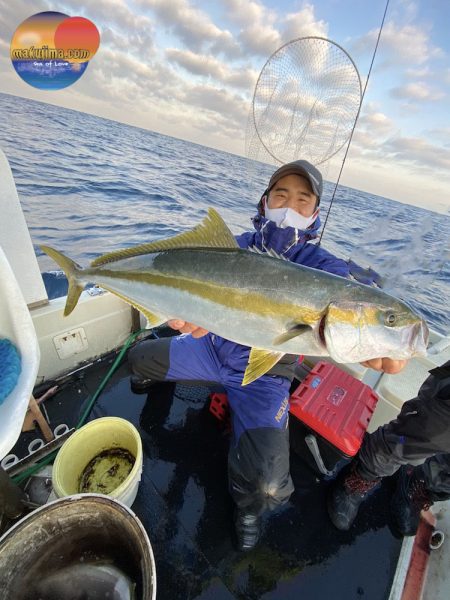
[{"x1": 41, "y1": 209, "x2": 429, "y2": 385}]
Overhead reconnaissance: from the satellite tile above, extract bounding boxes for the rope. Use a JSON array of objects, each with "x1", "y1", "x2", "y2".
[{"x1": 319, "y1": 0, "x2": 391, "y2": 243}]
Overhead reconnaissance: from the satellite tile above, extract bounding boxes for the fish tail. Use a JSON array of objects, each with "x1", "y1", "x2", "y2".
[{"x1": 40, "y1": 245, "x2": 84, "y2": 316}]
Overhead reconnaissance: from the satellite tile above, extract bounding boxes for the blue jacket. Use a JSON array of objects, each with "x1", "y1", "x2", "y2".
[
  {"x1": 210, "y1": 214, "x2": 349, "y2": 372},
  {"x1": 236, "y1": 214, "x2": 349, "y2": 277}
]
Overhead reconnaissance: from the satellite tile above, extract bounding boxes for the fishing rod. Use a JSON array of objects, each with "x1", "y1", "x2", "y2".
[{"x1": 319, "y1": 0, "x2": 391, "y2": 243}]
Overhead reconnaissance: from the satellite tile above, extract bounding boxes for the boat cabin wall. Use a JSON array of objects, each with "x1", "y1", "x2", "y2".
[
  {"x1": 31, "y1": 292, "x2": 133, "y2": 382},
  {"x1": 0, "y1": 148, "x2": 48, "y2": 307}
]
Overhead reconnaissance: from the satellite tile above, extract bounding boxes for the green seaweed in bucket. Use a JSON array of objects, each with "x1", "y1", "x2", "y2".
[{"x1": 79, "y1": 448, "x2": 135, "y2": 494}]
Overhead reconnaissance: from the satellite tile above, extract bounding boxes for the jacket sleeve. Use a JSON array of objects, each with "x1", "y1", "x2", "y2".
[
  {"x1": 295, "y1": 244, "x2": 350, "y2": 278},
  {"x1": 235, "y1": 232, "x2": 254, "y2": 249}
]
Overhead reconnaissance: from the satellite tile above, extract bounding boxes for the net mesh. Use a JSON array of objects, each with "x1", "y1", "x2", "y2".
[{"x1": 247, "y1": 37, "x2": 362, "y2": 169}]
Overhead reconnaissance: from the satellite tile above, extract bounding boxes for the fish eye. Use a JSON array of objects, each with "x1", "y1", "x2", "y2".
[{"x1": 385, "y1": 312, "x2": 397, "y2": 326}]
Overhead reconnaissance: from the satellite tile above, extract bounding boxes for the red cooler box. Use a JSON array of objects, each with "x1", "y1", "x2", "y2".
[{"x1": 289, "y1": 362, "x2": 379, "y2": 476}]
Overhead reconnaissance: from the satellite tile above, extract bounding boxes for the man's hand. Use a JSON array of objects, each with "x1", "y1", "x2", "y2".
[
  {"x1": 360, "y1": 358, "x2": 407, "y2": 374},
  {"x1": 168, "y1": 319, "x2": 209, "y2": 338}
]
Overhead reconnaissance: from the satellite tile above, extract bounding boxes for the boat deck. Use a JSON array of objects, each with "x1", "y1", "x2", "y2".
[{"x1": 10, "y1": 336, "x2": 404, "y2": 599}]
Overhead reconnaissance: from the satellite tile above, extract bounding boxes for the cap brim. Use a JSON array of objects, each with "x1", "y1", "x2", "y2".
[{"x1": 269, "y1": 166, "x2": 320, "y2": 197}]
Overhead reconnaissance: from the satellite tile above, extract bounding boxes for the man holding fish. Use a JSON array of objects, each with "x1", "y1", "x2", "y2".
[
  {"x1": 127, "y1": 160, "x2": 415, "y2": 550},
  {"x1": 42, "y1": 160, "x2": 426, "y2": 550}
]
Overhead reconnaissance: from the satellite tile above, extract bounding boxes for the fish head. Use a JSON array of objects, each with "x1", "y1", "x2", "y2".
[{"x1": 323, "y1": 300, "x2": 429, "y2": 363}]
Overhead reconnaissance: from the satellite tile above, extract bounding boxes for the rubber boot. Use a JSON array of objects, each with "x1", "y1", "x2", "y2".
[
  {"x1": 391, "y1": 466, "x2": 433, "y2": 536},
  {"x1": 139, "y1": 381, "x2": 176, "y2": 432},
  {"x1": 234, "y1": 510, "x2": 262, "y2": 551},
  {"x1": 327, "y1": 463, "x2": 381, "y2": 531}
]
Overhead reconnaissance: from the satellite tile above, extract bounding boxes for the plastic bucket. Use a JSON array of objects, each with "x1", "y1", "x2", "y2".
[
  {"x1": 52, "y1": 417, "x2": 143, "y2": 507},
  {"x1": 0, "y1": 494, "x2": 156, "y2": 599}
]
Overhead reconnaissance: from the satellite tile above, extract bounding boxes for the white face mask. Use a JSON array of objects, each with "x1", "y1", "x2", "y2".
[{"x1": 265, "y1": 206, "x2": 320, "y2": 230}]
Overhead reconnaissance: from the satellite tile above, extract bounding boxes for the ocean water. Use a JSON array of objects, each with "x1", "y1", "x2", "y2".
[{"x1": 0, "y1": 93, "x2": 448, "y2": 334}]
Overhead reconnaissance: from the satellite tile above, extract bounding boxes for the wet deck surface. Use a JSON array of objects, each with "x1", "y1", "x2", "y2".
[{"x1": 10, "y1": 341, "x2": 403, "y2": 599}]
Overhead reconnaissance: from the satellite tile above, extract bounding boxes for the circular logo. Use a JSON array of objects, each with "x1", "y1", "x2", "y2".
[{"x1": 10, "y1": 11, "x2": 100, "y2": 90}]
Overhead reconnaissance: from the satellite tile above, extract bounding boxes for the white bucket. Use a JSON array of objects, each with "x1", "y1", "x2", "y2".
[{"x1": 52, "y1": 417, "x2": 143, "y2": 507}]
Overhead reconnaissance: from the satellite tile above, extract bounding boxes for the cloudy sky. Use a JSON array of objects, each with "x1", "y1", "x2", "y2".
[{"x1": 1, "y1": 0, "x2": 450, "y2": 214}]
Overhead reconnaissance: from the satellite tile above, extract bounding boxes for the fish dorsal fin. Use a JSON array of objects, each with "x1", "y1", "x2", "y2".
[
  {"x1": 91, "y1": 208, "x2": 238, "y2": 267},
  {"x1": 242, "y1": 348, "x2": 285, "y2": 386}
]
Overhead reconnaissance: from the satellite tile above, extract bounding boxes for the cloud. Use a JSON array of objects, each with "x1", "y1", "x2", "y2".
[
  {"x1": 84, "y1": 43, "x2": 250, "y2": 141},
  {"x1": 0, "y1": 0, "x2": 48, "y2": 41},
  {"x1": 351, "y1": 21, "x2": 443, "y2": 68},
  {"x1": 59, "y1": 0, "x2": 155, "y2": 34},
  {"x1": 351, "y1": 130, "x2": 381, "y2": 150},
  {"x1": 166, "y1": 48, "x2": 257, "y2": 90},
  {"x1": 405, "y1": 66, "x2": 432, "y2": 79},
  {"x1": 390, "y1": 82, "x2": 445, "y2": 102},
  {"x1": 384, "y1": 136, "x2": 450, "y2": 171},
  {"x1": 182, "y1": 83, "x2": 248, "y2": 123},
  {"x1": 281, "y1": 4, "x2": 328, "y2": 42},
  {"x1": 426, "y1": 127, "x2": 450, "y2": 145},
  {"x1": 357, "y1": 110, "x2": 395, "y2": 135},
  {"x1": 348, "y1": 109, "x2": 450, "y2": 177},
  {"x1": 0, "y1": 0, "x2": 249, "y2": 148},
  {"x1": 139, "y1": 0, "x2": 235, "y2": 55},
  {"x1": 221, "y1": 0, "x2": 275, "y2": 28},
  {"x1": 346, "y1": 97, "x2": 450, "y2": 181},
  {"x1": 209, "y1": 30, "x2": 242, "y2": 60},
  {"x1": 237, "y1": 22, "x2": 280, "y2": 57},
  {"x1": 99, "y1": 23, "x2": 157, "y2": 60},
  {"x1": 222, "y1": 1, "x2": 327, "y2": 58},
  {"x1": 389, "y1": 0, "x2": 419, "y2": 22},
  {"x1": 341, "y1": 157, "x2": 450, "y2": 214},
  {"x1": 347, "y1": 109, "x2": 397, "y2": 158}
]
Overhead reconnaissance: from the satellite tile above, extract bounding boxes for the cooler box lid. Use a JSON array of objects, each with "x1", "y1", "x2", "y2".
[{"x1": 289, "y1": 361, "x2": 378, "y2": 456}]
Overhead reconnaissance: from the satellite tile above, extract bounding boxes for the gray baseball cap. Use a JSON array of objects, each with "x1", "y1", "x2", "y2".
[{"x1": 267, "y1": 160, "x2": 323, "y2": 203}]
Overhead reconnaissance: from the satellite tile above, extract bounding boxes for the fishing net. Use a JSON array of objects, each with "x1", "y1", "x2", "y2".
[{"x1": 246, "y1": 37, "x2": 362, "y2": 170}]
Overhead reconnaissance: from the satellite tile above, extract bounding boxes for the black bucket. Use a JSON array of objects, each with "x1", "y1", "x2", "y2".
[{"x1": 0, "y1": 494, "x2": 156, "y2": 599}]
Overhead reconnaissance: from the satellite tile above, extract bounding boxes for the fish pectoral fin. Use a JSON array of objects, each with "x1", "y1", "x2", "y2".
[
  {"x1": 242, "y1": 348, "x2": 285, "y2": 386},
  {"x1": 91, "y1": 208, "x2": 238, "y2": 266},
  {"x1": 272, "y1": 324, "x2": 311, "y2": 345}
]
